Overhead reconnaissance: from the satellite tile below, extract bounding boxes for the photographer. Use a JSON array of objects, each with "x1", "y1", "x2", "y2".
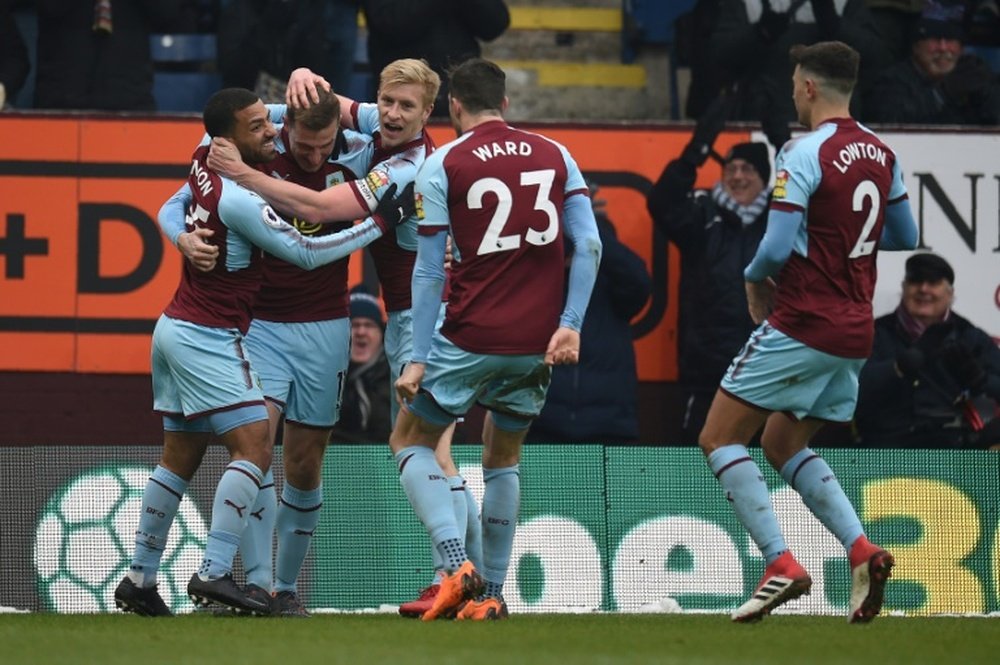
[{"x1": 855, "y1": 253, "x2": 1000, "y2": 449}]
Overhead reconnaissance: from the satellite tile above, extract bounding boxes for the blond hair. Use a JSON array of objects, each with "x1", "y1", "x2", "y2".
[{"x1": 379, "y1": 58, "x2": 441, "y2": 108}]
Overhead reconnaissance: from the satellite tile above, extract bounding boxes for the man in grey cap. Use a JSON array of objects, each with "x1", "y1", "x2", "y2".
[{"x1": 855, "y1": 252, "x2": 1000, "y2": 448}]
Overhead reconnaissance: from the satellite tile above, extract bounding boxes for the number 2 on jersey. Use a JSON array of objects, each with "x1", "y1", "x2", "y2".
[
  {"x1": 471, "y1": 169, "x2": 559, "y2": 255},
  {"x1": 848, "y1": 179, "x2": 881, "y2": 259}
]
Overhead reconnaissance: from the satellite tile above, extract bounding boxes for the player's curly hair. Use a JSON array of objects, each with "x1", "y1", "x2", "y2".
[{"x1": 203, "y1": 87, "x2": 260, "y2": 137}]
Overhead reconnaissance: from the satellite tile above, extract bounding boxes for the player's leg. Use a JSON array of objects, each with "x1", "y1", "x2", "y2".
[
  {"x1": 270, "y1": 316, "x2": 349, "y2": 616},
  {"x1": 454, "y1": 411, "x2": 526, "y2": 622},
  {"x1": 116, "y1": 315, "x2": 211, "y2": 617},
  {"x1": 390, "y1": 406, "x2": 482, "y2": 620},
  {"x1": 237, "y1": 400, "x2": 281, "y2": 608},
  {"x1": 455, "y1": 353, "x2": 550, "y2": 622},
  {"x1": 763, "y1": 359, "x2": 893, "y2": 623},
  {"x1": 433, "y1": 426, "x2": 482, "y2": 570},
  {"x1": 238, "y1": 318, "x2": 298, "y2": 604},
  {"x1": 699, "y1": 390, "x2": 809, "y2": 623},
  {"x1": 115, "y1": 426, "x2": 209, "y2": 617},
  {"x1": 272, "y1": 421, "x2": 330, "y2": 617},
  {"x1": 188, "y1": 413, "x2": 272, "y2": 615},
  {"x1": 399, "y1": 422, "x2": 473, "y2": 618}
]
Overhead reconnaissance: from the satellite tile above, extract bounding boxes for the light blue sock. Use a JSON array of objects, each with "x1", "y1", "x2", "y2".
[
  {"x1": 274, "y1": 483, "x2": 323, "y2": 593},
  {"x1": 239, "y1": 468, "x2": 276, "y2": 589},
  {"x1": 481, "y1": 465, "x2": 519, "y2": 596},
  {"x1": 708, "y1": 445, "x2": 787, "y2": 565},
  {"x1": 395, "y1": 447, "x2": 465, "y2": 570},
  {"x1": 780, "y1": 448, "x2": 863, "y2": 551},
  {"x1": 462, "y1": 481, "x2": 483, "y2": 572},
  {"x1": 129, "y1": 465, "x2": 187, "y2": 587},
  {"x1": 429, "y1": 475, "x2": 469, "y2": 575},
  {"x1": 200, "y1": 460, "x2": 263, "y2": 579}
]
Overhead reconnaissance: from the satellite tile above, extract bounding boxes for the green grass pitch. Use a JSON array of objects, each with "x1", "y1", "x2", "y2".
[{"x1": 3, "y1": 613, "x2": 998, "y2": 665}]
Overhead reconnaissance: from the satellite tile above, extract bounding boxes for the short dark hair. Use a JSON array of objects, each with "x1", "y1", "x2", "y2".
[
  {"x1": 789, "y1": 41, "x2": 860, "y2": 96},
  {"x1": 448, "y1": 58, "x2": 506, "y2": 114},
  {"x1": 203, "y1": 88, "x2": 260, "y2": 138},
  {"x1": 286, "y1": 86, "x2": 341, "y2": 132}
]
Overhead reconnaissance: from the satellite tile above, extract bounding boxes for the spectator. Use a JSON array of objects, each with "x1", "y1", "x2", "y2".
[
  {"x1": 361, "y1": 0, "x2": 510, "y2": 116},
  {"x1": 526, "y1": 182, "x2": 652, "y2": 444},
  {"x1": 33, "y1": 0, "x2": 185, "y2": 111},
  {"x1": 646, "y1": 94, "x2": 771, "y2": 443},
  {"x1": 330, "y1": 287, "x2": 393, "y2": 444},
  {"x1": 863, "y1": 0, "x2": 1000, "y2": 124},
  {"x1": 0, "y1": 0, "x2": 29, "y2": 110},
  {"x1": 710, "y1": 0, "x2": 891, "y2": 146},
  {"x1": 855, "y1": 252, "x2": 1000, "y2": 448}
]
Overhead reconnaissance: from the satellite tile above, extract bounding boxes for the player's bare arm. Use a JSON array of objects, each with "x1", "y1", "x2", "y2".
[
  {"x1": 176, "y1": 227, "x2": 218, "y2": 272},
  {"x1": 745, "y1": 277, "x2": 776, "y2": 325},
  {"x1": 207, "y1": 137, "x2": 368, "y2": 224},
  {"x1": 544, "y1": 327, "x2": 582, "y2": 366}
]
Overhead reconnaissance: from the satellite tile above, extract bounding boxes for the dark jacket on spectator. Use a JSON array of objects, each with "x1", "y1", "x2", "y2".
[
  {"x1": 329, "y1": 349, "x2": 393, "y2": 444},
  {"x1": 855, "y1": 310, "x2": 1000, "y2": 448},
  {"x1": 362, "y1": 0, "x2": 509, "y2": 116},
  {"x1": 0, "y1": 2, "x2": 30, "y2": 106},
  {"x1": 862, "y1": 54, "x2": 1000, "y2": 125},
  {"x1": 34, "y1": 0, "x2": 183, "y2": 110},
  {"x1": 527, "y1": 216, "x2": 651, "y2": 444},
  {"x1": 646, "y1": 158, "x2": 767, "y2": 438}
]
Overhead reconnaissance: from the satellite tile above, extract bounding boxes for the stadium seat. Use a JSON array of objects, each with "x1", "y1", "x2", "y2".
[{"x1": 150, "y1": 33, "x2": 222, "y2": 113}]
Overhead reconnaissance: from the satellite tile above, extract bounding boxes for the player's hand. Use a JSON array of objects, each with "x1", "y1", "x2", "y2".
[
  {"x1": 177, "y1": 227, "x2": 218, "y2": 272},
  {"x1": 544, "y1": 327, "x2": 581, "y2": 366},
  {"x1": 444, "y1": 235, "x2": 454, "y2": 271},
  {"x1": 395, "y1": 362, "x2": 426, "y2": 403},
  {"x1": 745, "y1": 277, "x2": 776, "y2": 325},
  {"x1": 207, "y1": 137, "x2": 253, "y2": 182},
  {"x1": 286, "y1": 67, "x2": 330, "y2": 108},
  {"x1": 371, "y1": 182, "x2": 416, "y2": 235}
]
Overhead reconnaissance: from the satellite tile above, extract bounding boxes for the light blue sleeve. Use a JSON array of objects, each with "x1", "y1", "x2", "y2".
[
  {"x1": 772, "y1": 131, "x2": 826, "y2": 211},
  {"x1": 744, "y1": 209, "x2": 805, "y2": 282},
  {"x1": 561, "y1": 193, "x2": 602, "y2": 332},
  {"x1": 157, "y1": 183, "x2": 193, "y2": 246},
  {"x1": 415, "y1": 148, "x2": 450, "y2": 229},
  {"x1": 887, "y1": 151, "x2": 907, "y2": 202},
  {"x1": 558, "y1": 143, "x2": 588, "y2": 195},
  {"x1": 265, "y1": 103, "x2": 287, "y2": 124},
  {"x1": 410, "y1": 232, "x2": 448, "y2": 363},
  {"x1": 880, "y1": 200, "x2": 919, "y2": 250},
  {"x1": 409, "y1": 150, "x2": 450, "y2": 363},
  {"x1": 356, "y1": 102, "x2": 380, "y2": 136},
  {"x1": 218, "y1": 181, "x2": 383, "y2": 269},
  {"x1": 368, "y1": 154, "x2": 422, "y2": 250}
]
